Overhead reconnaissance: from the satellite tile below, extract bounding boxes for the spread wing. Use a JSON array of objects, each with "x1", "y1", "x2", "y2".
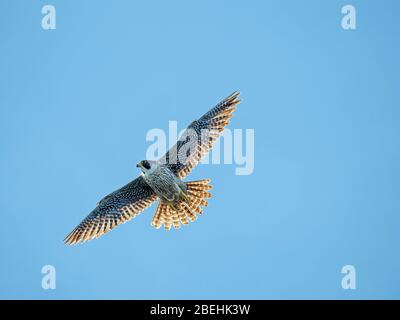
[
  {"x1": 160, "y1": 91, "x2": 240, "y2": 179},
  {"x1": 64, "y1": 176, "x2": 157, "y2": 245}
]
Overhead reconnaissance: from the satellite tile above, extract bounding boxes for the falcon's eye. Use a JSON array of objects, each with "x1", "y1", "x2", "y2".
[{"x1": 142, "y1": 160, "x2": 151, "y2": 170}]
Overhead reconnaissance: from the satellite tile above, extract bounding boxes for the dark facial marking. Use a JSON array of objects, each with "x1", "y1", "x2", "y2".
[{"x1": 142, "y1": 160, "x2": 151, "y2": 170}]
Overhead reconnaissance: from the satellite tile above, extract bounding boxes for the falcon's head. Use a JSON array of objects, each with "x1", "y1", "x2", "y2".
[{"x1": 136, "y1": 160, "x2": 157, "y2": 175}]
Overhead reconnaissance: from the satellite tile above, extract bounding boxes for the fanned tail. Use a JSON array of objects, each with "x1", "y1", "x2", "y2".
[{"x1": 151, "y1": 179, "x2": 212, "y2": 230}]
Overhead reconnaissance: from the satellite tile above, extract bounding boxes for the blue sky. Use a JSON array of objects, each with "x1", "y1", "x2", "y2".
[{"x1": 0, "y1": 0, "x2": 399, "y2": 299}]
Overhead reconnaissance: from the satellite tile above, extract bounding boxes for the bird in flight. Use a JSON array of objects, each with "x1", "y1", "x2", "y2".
[{"x1": 65, "y1": 91, "x2": 241, "y2": 245}]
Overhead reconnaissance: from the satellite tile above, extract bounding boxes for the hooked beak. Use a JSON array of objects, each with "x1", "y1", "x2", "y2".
[{"x1": 136, "y1": 162, "x2": 141, "y2": 168}]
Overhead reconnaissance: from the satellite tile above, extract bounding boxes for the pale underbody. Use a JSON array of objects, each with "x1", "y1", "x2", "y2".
[{"x1": 141, "y1": 163, "x2": 189, "y2": 209}]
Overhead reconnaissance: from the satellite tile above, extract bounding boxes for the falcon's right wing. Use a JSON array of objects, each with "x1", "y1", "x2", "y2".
[{"x1": 64, "y1": 176, "x2": 157, "y2": 245}]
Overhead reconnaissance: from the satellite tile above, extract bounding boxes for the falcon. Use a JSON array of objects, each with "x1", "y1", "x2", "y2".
[{"x1": 65, "y1": 92, "x2": 241, "y2": 245}]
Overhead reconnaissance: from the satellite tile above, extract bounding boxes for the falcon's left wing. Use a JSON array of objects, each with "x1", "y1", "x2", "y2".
[
  {"x1": 160, "y1": 91, "x2": 240, "y2": 179},
  {"x1": 64, "y1": 176, "x2": 157, "y2": 245}
]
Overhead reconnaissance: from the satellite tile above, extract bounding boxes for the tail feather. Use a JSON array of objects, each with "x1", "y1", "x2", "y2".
[
  {"x1": 177, "y1": 202, "x2": 190, "y2": 225},
  {"x1": 151, "y1": 202, "x2": 165, "y2": 229},
  {"x1": 182, "y1": 201, "x2": 196, "y2": 222},
  {"x1": 172, "y1": 208, "x2": 180, "y2": 229},
  {"x1": 150, "y1": 179, "x2": 212, "y2": 230},
  {"x1": 164, "y1": 206, "x2": 172, "y2": 230}
]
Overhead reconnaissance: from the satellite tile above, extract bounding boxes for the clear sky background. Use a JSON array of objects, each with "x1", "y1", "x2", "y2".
[{"x1": 0, "y1": 0, "x2": 399, "y2": 299}]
